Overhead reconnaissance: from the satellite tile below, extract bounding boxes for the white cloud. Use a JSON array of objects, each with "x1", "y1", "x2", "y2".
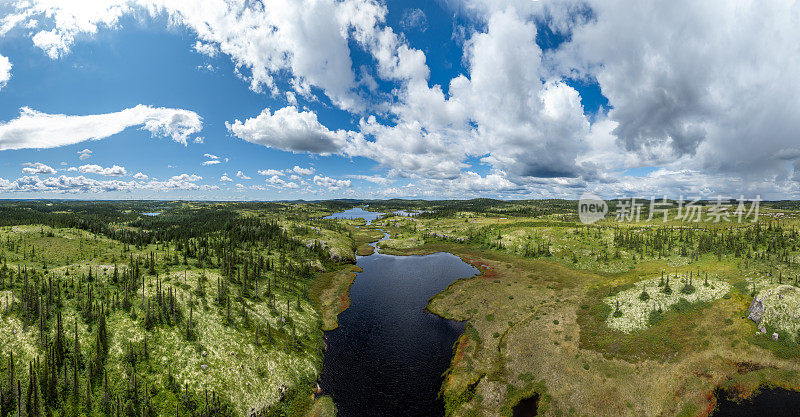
[
  {"x1": 78, "y1": 164, "x2": 127, "y2": 177},
  {"x1": 171, "y1": 173, "x2": 202, "y2": 182},
  {"x1": 220, "y1": 174, "x2": 232, "y2": 182},
  {"x1": 347, "y1": 174, "x2": 391, "y2": 185},
  {"x1": 21, "y1": 162, "x2": 56, "y2": 175},
  {"x1": 0, "y1": 105, "x2": 202, "y2": 150},
  {"x1": 257, "y1": 169, "x2": 283, "y2": 176},
  {"x1": 193, "y1": 41, "x2": 218, "y2": 57},
  {"x1": 313, "y1": 175, "x2": 350, "y2": 190},
  {"x1": 400, "y1": 8, "x2": 427, "y2": 32},
  {"x1": 265, "y1": 175, "x2": 299, "y2": 189},
  {"x1": 291, "y1": 165, "x2": 315, "y2": 176},
  {"x1": 333, "y1": 6, "x2": 591, "y2": 181},
  {"x1": 8, "y1": 0, "x2": 800, "y2": 198},
  {"x1": 0, "y1": 175, "x2": 133, "y2": 193},
  {"x1": 133, "y1": 172, "x2": 148, "y2": 180},
  {"x1": 550, "y1": 0, "x2": 800, "y2": 185},
  {"x1": 452, "y1": 171, "x2": 518, "y2": 192},
  {"x1": 2, "y1": 0, "x2": 389, "y2": 111},
  {"x1": 201, "y1": 153, "x2": 222, "y2": 165},
  {"x1": 227, "y1": 106, "x2": 355, "y2": 154},
  {"x1": 77, "y1": 148, "x2": 92, "y2": 160},
  {"x1": 236, "y1": 170, "x2": 251, "y2": 180},
  {"x1": 0, "y1": 174, "x2": 219, "y2": 194},
  {"x1": 0, "y1": 53, "x2": 11, "y2": 90}
]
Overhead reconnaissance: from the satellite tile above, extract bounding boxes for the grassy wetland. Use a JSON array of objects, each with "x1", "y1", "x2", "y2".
[
  {"x1": 365, "y1": 199, "x2": 800, "y2": 416},
  {"x1": 2, "y1": 199, "x2": 800, "y2": 417}
]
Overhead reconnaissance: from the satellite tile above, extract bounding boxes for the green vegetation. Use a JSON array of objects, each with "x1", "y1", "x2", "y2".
[
  {"x1": 367, "y1": 199, "x2": 800, "y2": 416},
  {"x1": 0, "y1": 201, "x2": 360, "y2": 417},
  {"x1": 4, "y1": 198, "x2": 800, "y2": 417},
  {"x1": 309, "y1": 265, "x2": 362, "y2": 331}
]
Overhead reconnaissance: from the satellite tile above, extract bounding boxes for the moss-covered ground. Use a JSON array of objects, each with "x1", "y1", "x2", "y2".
[
  {"x1": 0, "y1": 202, "x2": 360, "y2": 417},
  {"x1": 370, "y1": 204, "x2": 800, "y2": 417},
  {"x1": 4, "y1": 200, "x2": 800, "y2": 417}
]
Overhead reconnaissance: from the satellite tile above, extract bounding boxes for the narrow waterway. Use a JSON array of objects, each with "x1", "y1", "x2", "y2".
[{"x1": 320, "y1": 228, "x2": 479, "y2": 416}]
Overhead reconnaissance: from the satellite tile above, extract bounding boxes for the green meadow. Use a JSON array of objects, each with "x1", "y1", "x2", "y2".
[{"x1": 2, "y1": 199, "x2": 800, "y2": 417}]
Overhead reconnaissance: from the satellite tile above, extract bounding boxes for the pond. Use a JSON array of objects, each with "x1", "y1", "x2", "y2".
[
  {"x1": 320, "y1": 233, "x2": 479, "y2": 416},
  {"x1": 141, "y1": 212, "x2": 162, "y2": 216},
  {"x1": 714, "y1": 388, "x2": 800, "y2": 416},
  {"x1": 324, "y1": 207, "x2": 383, "y2": 224}
]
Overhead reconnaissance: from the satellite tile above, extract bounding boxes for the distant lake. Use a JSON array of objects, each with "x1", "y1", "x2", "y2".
[
  {"x1": 141, "y1": 212, "x2": 162, "y2": 216},
  {"x1": 320, "y1": 232, "x2": 479, "y2": 416},
  {"x1": 324, "y1": 207, "x2": 383, "y2": 224}
]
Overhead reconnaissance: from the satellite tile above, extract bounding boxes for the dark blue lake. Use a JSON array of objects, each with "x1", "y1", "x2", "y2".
[{"x1": 320, "y1": 236, "x2": 479, "y2": 416}]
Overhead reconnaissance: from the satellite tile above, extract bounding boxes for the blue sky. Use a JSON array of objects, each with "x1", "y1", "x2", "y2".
[{"x1": 1, "y1": 1, "x2": 799, "y2": 200}]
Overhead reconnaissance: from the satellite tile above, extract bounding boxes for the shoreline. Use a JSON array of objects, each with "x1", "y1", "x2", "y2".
[
  {"x1": 312, "y1": 226, "x2": 800, "y2": 417},
  {"x1": 380, "y1": 238, "x2": 800, "y2": 416}
]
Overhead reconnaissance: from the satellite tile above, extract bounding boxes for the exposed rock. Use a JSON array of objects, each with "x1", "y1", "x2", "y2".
[
  {"x1": 748, "y1": 295, "x2": 765, "y2": 323},
  {"x1": 773, "y1": 332, "x2": 780, "y2": 341},
  {"x1": 749, "y1": 285, "x2": 800, "y2": 342},
  {"x1": 201, "y1": 364, "x2": 208, "y2": 370},
  {"x1": 759, "y1": 325, "x2": 767, "y2": 334}
]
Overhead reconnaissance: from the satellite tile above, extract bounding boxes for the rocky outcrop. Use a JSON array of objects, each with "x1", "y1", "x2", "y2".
[
  {"x1": 748, "y1": 295, "x2": 765, "y2": 323},
  {"x1": 747, "y1": 285, "x2": 800, "y2": 341}
]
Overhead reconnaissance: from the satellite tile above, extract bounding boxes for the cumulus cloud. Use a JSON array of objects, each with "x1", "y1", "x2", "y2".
[
  {"x1": 78, "y1": 164, "x2": 127, "y2": 176},
  {"x1": 347, "y1": 174, "x2": 391, "y2": 185},
  {"x1": 339, "y1": 7, "x2": 590, "y2": 181},
  {"x1": 77, "y1": 149, "x2": 92, "y2": 160},
  {"x1": 201, "y1": 154, "x2": 223, "y2": 165},
  {"x1": 220, "y1": 174, "x2": 232, "y2": 182},
  {"x1": 133, "y1": 172, "x2": 148, "y2": 180},
  {"x1": 7, "y1": 0, "x2": 800, "y2": 198},
  {"x1": 0, "y1": 0, "x2": 588, "y2": 184},
  {"x1": 265, "y1": 175, "x2": 299, "y2": 189},
  {"x1": 21, "y1": 162, "x2": 56, "y2": 175},
  {"x1": 193, "y1": 41, "x2": 218, "y2": 57},
  {"x1": 452, "y1": 171, "x2": 518, "y2": 192},
  {"x1": 0, "y1": 105, "x2": 203, "y2": 150},
  {"x1": 551, "y1": 0, "x2": 800, "y2": 184},
  {"x1": 257, "y1": 169, "x2": 284, "y2": 177},
  {"x1": 235, "y1": 170, "x2": 251, "y2": 180},
  {"x1": 291, "y1": 165, "x2": 315, "y2": 176},
  {"x1": 171, "y1": 173, "x2": 202, "y2": 182},
  {"x1": 227, "y1": 106, "x2": 355, "y2": 155},
  {"x1": 0, "y1": 174, "x2": 218, "y2": 194},
  {"x1": 313, "y1": 175, "x2": 351, "y2": 190},
  {"x1": 1, "y1": 0, "x2": 390, "y2": 110},
  {"x1": 0, "y1": 53, "x2": 11, "y2": 89}
]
